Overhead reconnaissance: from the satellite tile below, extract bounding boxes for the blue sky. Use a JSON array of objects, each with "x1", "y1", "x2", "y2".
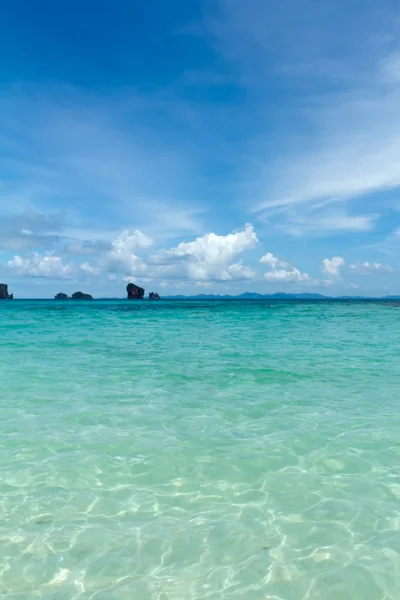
[{"x1": 1, "y1": 0, "x2": 400, "y2": 297}]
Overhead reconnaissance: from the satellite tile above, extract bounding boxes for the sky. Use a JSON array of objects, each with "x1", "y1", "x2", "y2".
[{"x1": 1, "y1": 0, "x2": 400, "y2": 298}]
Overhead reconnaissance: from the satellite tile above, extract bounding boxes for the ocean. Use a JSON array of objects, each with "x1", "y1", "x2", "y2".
[{"x1": 1, "y1": 299, "x2": 400, "y2": 599}]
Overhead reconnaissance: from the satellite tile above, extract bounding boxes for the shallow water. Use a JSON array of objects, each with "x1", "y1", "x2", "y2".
[{"x1": 1, "y1": 299, "x2": 400, "y2": 599}]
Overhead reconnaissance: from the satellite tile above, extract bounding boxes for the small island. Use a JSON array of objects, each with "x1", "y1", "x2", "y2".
[
  {"x1": 149, "y1": 292, "x2": 160, "y2": 300},
  {"x1": 71, "y1": 291, "x2": 93, "y2": 300},
  {"x1": 0, "y1": 284, "x2": 13, "y2": 299},
  {"x1": 127, "y1": 282, "x2": 145, "y2": 299},
  {"x1": 54, "y1": 291, "x2": 93, "y2": 300}
]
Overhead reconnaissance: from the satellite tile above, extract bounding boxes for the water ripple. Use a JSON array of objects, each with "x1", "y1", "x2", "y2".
[{"x1": 1, "y1": 300, "x2": 400, "y2": 598}]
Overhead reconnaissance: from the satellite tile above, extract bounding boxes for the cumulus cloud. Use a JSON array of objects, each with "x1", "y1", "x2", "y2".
[
  {"x1": 6, "y1": 229, "x2": 154, "y2": 280},
  {"x1": 322, "y1": 256, "x2": 345, "y2": 276},
  {"x1": 5, "y1": 225, "x2": 258, "y2": 285},
  {"x1": 225, "y1": 261, "x2": 255, "y2": 280},
  {"x1": 259, "y1": 252, "x2": 312, "y2": 284},
  {"x1": 151, "y1": 224, "x2": 257, "y2": 281},
  {"x1": 8, "y1": 253, "x2": 74, "y2": 279},
  {"x1": 259, "y1": 252, "x2": 290, "y2": 270},
  {"x1": 264, "y1": 267, "x2": 312, "y2": 283},
  {"x1": 263, "y1": 268, "x2": 311, "y2": 283},
  {"x1": 8, "y1": 253, "x2": 100, "y2": 280},
  {"x1": 103, "y1": 229, "x2": 153, "y2": 275},
  {"x1": 114, "y1": 229, "x2": 153, "y2": 252}
]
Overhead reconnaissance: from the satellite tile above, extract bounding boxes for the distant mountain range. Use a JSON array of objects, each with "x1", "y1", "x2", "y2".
[
  {"x1": 92, "y1": 292, "x2": 400, "y2": 301},
  {"x1": 164, "y1": 292, "x2": 400, "y2": 300}
]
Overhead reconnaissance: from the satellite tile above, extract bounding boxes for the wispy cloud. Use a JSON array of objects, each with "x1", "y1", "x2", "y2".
[
  {"x1": 261, "y1": 207, "x2": 377, "y2": 237},
  {"x1": 206, "y1": 0, "x2": 400, "y2": 233},
  {"x1": 348, "y1": 261, "x2": 398, "y2": 275},
  {"x1": 0, "y1": 210, "x2": 65, "y2": 252},
  {"x1": 0, "y1": 86, "x2": 206, "y2": 241}
]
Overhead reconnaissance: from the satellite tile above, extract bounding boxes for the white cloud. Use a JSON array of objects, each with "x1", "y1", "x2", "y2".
[
  {"x1": 225, "y1": 261, "x2": 255, "y2": 280},
  {"x1": 259, "y1": 252, "x2": 313, "y2": 284},
  {"x1": 5, "y1": 226, "x2": 258, "y2": 285},
  {"x1": 252, "y1": 69, "x2": 400, "y2": 216},
  {"x1": 103, "y1": 229, "x2": 152, "y2": 275},
  {"x1": 263, "y1": 269, "x2": 311, "y2": 283},
  {"x1": 8, "y1": 253, "x2": 74, "y2": 279},
  {"x1": 322, "y1": 256, "x2": 345, "y2": 276},
  {"x1": 258, "y1": 133, "x2": 400, "y2": 212},
  {"x1": 259, "y1": 252, "x2": 290, "y2": 269},
  {"x1": 208, "y1": 1, "x2": 400, "y2": 224},
  {"x1": 79, "y1": 262, "x2": 100, "y2": 276},
  {"x1": 112, "y1": 229, "x2": 153, "y2": 253},
  {"x1": 348, "y1": 261, "x2": 397, "y2": 275},
  {"x1": 271, "y1": 210, "x2": 377, "y2": 237},
  {"x1": 152, "y1": 224, "x2": 257, "y2": 281}
]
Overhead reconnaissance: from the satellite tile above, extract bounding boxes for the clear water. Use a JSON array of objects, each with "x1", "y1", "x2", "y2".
[{"x1": 1, "y1": 299, "x2": 400, "y2": 599}]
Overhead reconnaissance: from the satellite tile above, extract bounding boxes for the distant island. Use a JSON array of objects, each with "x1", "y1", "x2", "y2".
[
  {"x1": 1, "y1": 280, "x2": 399, "y2": 301},
  {"x1": 125, "y1": 282, "x2": 161, "y2": 299},
  {"x1": 126, "y1": 282, "x2": 145, "y2": 299},
  {"x1": 0, "y1": 284, "x2": 13, "y2": 299},
  {"x1": 55, "y1": 291, "x2": 93, "y2": 300}
]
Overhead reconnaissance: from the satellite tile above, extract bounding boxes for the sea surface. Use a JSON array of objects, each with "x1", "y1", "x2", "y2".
[{"x1": 1, "y1": 299, "x2": 400, "y2": 600}]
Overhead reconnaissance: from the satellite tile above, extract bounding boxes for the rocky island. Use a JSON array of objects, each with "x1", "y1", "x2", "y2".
[
  {"x1": 55, "y1": 291, "x2": 93, "y2": 300},
  {"x1": 127, "y1": 283, "x2": 145, "y2": 299},
  {"x1": 71, "y1": 291, "x2": 93, "y2": 300},
  {"x1": 149, "y1": 292, "x2": 160, "y2": 300},
  {"x1": 0, "y1": 284, "x2": 13, "y2": 299}
]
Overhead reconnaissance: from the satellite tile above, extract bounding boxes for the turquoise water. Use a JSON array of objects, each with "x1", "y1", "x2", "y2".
[{"x1": 1, "y1": 299, "x2": 400, "y2": 599}]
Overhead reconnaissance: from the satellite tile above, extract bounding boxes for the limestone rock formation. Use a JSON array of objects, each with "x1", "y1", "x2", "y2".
[
  {"x1": 149, "y1": 292, "x2": 160, "y2": 300},
  {"x1": 71, "y1": 291, "x2": 93, "y2": 300},
  {"x1": 0, "y1": 284, "x2": 13, "y2": 299},
  {"x1": 127, "y1": 283, "x2": 145, "y2": 299},
  {"x1": 54, "y1": 291, "x2": 93, "y2": 299}
]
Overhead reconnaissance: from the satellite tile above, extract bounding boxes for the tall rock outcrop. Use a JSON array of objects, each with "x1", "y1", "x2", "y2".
[
  {"x1": 127, "y1": 283, "x2": 145, "y2": 299},
  {"x1": 0, "y1": 284, "x2": 13, "y2": 299}
]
